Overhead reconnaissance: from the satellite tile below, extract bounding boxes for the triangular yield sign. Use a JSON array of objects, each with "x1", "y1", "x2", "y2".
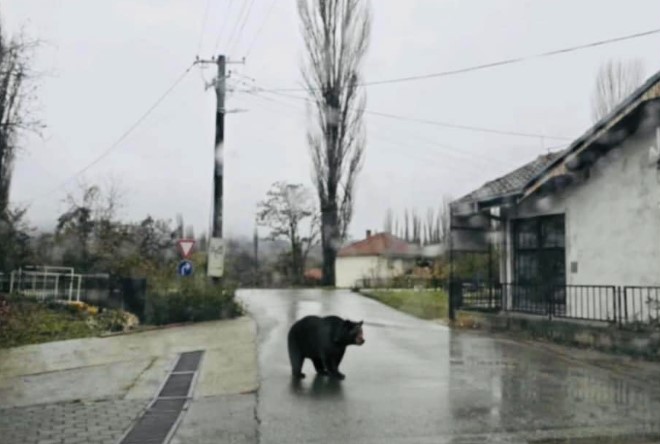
[{"x1": 177, "y1": 239, "x2": 195, "y2": 258}]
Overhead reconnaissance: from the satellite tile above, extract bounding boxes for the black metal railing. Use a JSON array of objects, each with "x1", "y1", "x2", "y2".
[
  {"x1": 621, "y1": 286, "x2": 660, "y2": 326},
  {"x1": 450, "y1": 280, "x2": 502, "y2": 312},
  {"x1": 452, "y1": 282, "x2": 660, "y2": 328},
  {"x1": 502, "y1": 283, "x2": 617, "y2": 322},
  {"x1": 0, "y1": 275, "x2": 9, "y2": 293},
  {"x1": 359, "y1": 276, "x2": 446, "y2": 290}
]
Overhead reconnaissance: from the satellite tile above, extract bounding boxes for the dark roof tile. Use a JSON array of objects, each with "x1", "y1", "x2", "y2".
[{"x1": 453, "y1": 150, "x2": 566, "y2": 207}]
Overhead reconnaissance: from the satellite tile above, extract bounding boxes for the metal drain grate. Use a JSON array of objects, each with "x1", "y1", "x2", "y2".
[
  {"x1": 120, "y1": 411, "x2": 180, "y2": 444},
  {"x1": 150, "y1": 398, "x2": 187, "y2": 412},
  {"x1": 158, "y1": 373, "x2": 194, "y2": 398},
  {"x1": 119, "y1": 350, "x2": 204, "y2": 444},
  {"x1": 173, "y1": 350, "x2": 204, "y2": 372}
]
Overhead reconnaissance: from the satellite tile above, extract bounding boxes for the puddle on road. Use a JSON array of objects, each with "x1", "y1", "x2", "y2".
[{"x1": 531, "y1": 434, "x2": 660, "y2": 443}]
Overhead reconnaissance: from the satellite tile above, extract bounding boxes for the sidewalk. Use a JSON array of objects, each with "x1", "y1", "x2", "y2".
[{"x1": 0, "y1": 316, "x2": 258, "y2": 444}]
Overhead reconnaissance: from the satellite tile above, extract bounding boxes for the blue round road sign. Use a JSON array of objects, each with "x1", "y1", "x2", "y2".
[{"x1": 177, "y1": 260, "x2": 194, "y2": 277}]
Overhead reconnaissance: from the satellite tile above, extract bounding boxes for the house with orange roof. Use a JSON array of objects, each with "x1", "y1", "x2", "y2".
[{"x1": 335, "y1": 230, "x2": 420, "y2": 288}]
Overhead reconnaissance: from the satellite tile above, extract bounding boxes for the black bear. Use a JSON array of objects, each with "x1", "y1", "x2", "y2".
[{"x1": 287, "y1": 315, "x2": 365, "y2": 380}]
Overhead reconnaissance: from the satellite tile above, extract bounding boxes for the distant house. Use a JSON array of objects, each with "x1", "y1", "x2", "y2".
[
  {"x1": 450, "y1": 70, "x2": 660, "y2": 321},
  {"x1": 303, "y1": 268, "x2": 323, "y2": 286},
  {"x1": 335, "y1": 231, "x2": 419, "y2": 288}
]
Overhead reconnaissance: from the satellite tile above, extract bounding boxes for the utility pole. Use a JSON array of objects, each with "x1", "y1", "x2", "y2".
[
  {"x1": 253, "y1": 218, "x2": 259, "y2": 287},
  {"x1": 196, "y1": 54, "x2": 243, "y2": 283},
  {"x1": 213, "y1": 55, "x2": 226, "y2": 245}
]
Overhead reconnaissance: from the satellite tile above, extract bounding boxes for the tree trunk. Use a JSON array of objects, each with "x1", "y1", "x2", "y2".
[
  {"x1": 320, "y1": 204, "x2": 339, "y2": 286},
  {"x1": 291, "y1": 241, "x2": 304, "y2": 286}
]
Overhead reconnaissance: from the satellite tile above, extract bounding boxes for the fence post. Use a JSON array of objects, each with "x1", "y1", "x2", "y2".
[
  {"x1": 623, "y1": 287, "x2": 629, "y2": 325},
  {"x1": 448, "y1": 280, "x2": 456, "y2": 321},
  {"x1": 614, "y1": 286, "x2": 620, "y2": 328}
]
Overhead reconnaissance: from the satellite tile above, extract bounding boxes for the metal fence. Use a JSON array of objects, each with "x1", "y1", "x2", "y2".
[
  {"x1": 452, "y1": 281, "x2": 660, "y2": 328},
  {"x1": 503, "y1": 283, "x2": 618, "y2": 322},
  {"x1": 621, "y1": 286, "x2": 660, "y2": 326},
  {"x1": 358, "y1": 276, "x2": 446, "y2": 290},
  {"x1": 451, "y1": 281, "x2": 502, "y2": 312},
  {"x1": 0, "y1": 274, "x2": 10, "y2": 293},
  {"x1": 6, "y1": 269, "x2": 83, "y2": 301}
]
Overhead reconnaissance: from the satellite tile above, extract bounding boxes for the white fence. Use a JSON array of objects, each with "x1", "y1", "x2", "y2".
[{"x1": 4, "y1": 266, "x2": 83, "y2": 301}]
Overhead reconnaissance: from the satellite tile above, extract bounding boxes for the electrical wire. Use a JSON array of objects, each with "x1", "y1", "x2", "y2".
[
  {"x1": 228, "y1": 0, "x2": 257, "y2": 55},
  {"x1": 213, "y1": 0, "x2": 236, "y2": 53},
  {"x1": 244, "y1": 0, "x2": 278, "y2": 59},
  {"x1": 239, "y1": 87, "x2": 544, "y2": 177},
  {"x1": 223, "y1": 0, "x2": 253, "y2": 53},
  {"x1": 247, "y1": 85, "x2": 570, "y2": 141},
  {"x1": 24, "y1": 62, "x2": 197, "y2": 205},
  {"x1": 260, "y1": 27, "x2": 660, "y2": 91},
  {"x1": 196, "y1": 0, "x2": 213, "y2": 55}
]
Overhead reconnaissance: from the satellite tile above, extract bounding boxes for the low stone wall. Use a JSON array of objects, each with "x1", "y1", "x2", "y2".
[{"x1": 455, "y1": 310, "x2": 660, "y2": 360}]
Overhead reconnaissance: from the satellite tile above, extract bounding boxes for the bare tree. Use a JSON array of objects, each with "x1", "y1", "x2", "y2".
[
  {"x1": 437, "y1": 196, "x2": 452, "y2": 244},
  {"x1": 404, "y1": 208, "x2": 410, "y2": 241},
  {"x1": 57, "y1": 182, "x2": 127, "y2": 271},
  {"x1": 425, "y1": 208, "x2": 434, "y2": 245},
  {"x1": 591, "y1": 59, "x2": 645, "y2": 122},
  {"x1": 388, "y1": 199, "x2": 451, "y2": 246},
  {"x1": 298, "y1": 0, "x2": 371, "y2": 286},
  {"x1": 0, "y1": 206, "x2": 32, "y2": 272},
  {"x1": 383, "y1": 207, "x2": 393, "y2": 234},
  {"x1": 412, "y1": 209, "x2": 421, "y2": 245},
  {"x1": 257, "y1": 182, "x2": 320, "y2": 285},
  {"x1": 0, "y1": 21, "x2": 39, "y2": 216}
]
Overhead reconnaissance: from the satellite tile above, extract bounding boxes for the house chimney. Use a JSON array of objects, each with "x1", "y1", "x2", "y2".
[{"x1": 366, "y1": 230, "x2": 372, "y2": 239}]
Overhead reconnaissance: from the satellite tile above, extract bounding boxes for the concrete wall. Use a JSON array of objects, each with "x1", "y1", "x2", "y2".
[
  {"x1": 506, "y1": 127, "x2": 660, "y2": 321},
  {"x1": 455, "y1": 310, "x2": 660, "y2": 360},
  {"x1": 335, "y1": 256, "x2": 410, "y2": 288}
]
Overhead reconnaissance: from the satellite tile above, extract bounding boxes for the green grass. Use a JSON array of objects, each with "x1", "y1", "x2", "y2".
[
  {"x1": 0, "y1": 299, "x2": 97, "y2": 348},
  {"x1": 362, "y1": 289, "x2": 449, "y2": 320},
  {"x1": 0, "y1": 296, "x2": 139, "y2": 349}
]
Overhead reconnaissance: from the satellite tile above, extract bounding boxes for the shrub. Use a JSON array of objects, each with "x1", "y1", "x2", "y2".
[
  {"x1": 0, "y1": 295, "x2": 140, "y2": 348},
  {"x1": 145, "y1": 279, "x2": 242, "y2": 326}
]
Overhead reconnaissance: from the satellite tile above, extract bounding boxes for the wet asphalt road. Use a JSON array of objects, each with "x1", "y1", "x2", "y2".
[{"x1": 239, "y1": 289, "x2": 660, "y2": 444}]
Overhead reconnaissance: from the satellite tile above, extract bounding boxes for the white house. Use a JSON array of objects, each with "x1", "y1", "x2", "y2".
[
  {"x1": 451, "y1": 70, "x2": 660, "y2": 323},
  {"x1": 335, "y1": 231, "x2": 419, "y2": 288}
]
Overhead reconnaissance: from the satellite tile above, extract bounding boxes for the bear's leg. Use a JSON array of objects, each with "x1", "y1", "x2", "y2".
[
  {"x1": 312, "y1": 358, "x2": 328, "y2": 375},
  {"x1": 326, "y1": 354, "x2": 345, "y2": 380},
  {"x1": 335, "y1": 348, "x2": 346, "y2": 367},
  {"x1": 288, "y1": 339, "x2": 306, "y2": 379}
]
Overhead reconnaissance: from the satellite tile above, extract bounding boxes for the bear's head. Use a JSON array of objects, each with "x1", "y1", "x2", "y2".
[{"x1": 335, "y1": 320, "x2": 365, "y2": 346}]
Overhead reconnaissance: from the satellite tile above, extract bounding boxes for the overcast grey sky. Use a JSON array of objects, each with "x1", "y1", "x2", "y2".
[{"x1": 4, "y1": 0, "x2": 660, "y2": 240}]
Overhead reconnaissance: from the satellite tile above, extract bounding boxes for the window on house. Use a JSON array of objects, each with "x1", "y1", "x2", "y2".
[{"x1": 513, "y1": 215, "x2": 566, "y2": 288}]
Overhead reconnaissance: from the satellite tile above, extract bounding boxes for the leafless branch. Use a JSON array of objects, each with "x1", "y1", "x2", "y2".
[
  {"x1": 591, "y1": 58, "x2": 645, "y2": 122},
  {"x1": 298, "y1": 0, "x2": 370, "y2": 285}
]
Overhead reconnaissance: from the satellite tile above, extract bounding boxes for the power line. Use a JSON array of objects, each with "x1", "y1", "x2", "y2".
[
  {"x1": 239, "y1": 91, "x2": 489, "y2": 181},
  {"x1": 24, "y1": 62, "x2": 196, "y2": 205},
  {"x1": 244, "y1": 0, "x2": 277, "y2": 58},
  {"x1": 228, "y1": 0, "x2": 257, "y2": 54},
  {"x1": 196, "y1": 0, "x2": 213, "y2": 55},
  {"x1": 261, "y1": 26, "x2": 660, "y2": 91},
  {"x1": 363, "y1": 110, "x2": 571, "y2": 141},
  {"x1": 213, "y1": 0, "x2": 236, "y2": 53},
  {"x1": 251, "y1": 86, "x2": 570, "y2": 141},
  {"x1": 240, "y1": 88, "x2": 548, "y2": 175},
  {"x1": 223, "y1": 0, "x2": 252, "y2": 52}
]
